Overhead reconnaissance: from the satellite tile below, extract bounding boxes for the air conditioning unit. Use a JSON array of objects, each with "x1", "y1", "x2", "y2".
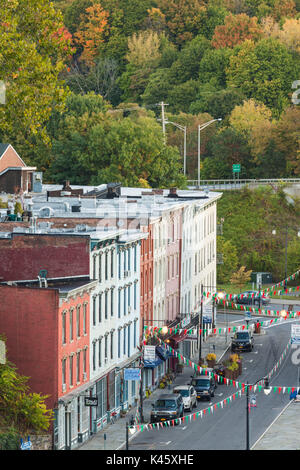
[
  {"x1": 128, "y1": 306, "x2": 132, "y2": 314},
  {"x1": 62, "y1": 384, "x2": 66, "y2": 392},
  {"x1": 104, "y1": 357, "x2": 108, "y2": 364},
  {"x1": 83, "y1": 372, "x2": 87, "y2": 381}
]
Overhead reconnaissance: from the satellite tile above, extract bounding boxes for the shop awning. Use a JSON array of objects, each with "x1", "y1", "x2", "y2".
[
  {"x1": 170, "y1": 331, "x2": 187, "y2": 346},
  {"x1": 155, "y1": 346, "x2": 168, "y2": 361},
  {"x1": 143, "y1": 357, "x2": 163, "y2": 368}
]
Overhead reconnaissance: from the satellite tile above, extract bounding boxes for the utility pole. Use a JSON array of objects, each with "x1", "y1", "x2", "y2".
[
  {"x1": 198, "y1": 284, "x2": 203, "y2": 363},
  {"x1": 285, "y1": 225, "x2": 288, "y2": 283},
  {"x1": 139, "y1": 316, "x2": 145, "y2": 423},
  {"x1": 158, "y1": 102, "x2": 169, "y2": 144},
  {"x1": 246, "y1": 382, "x2": 250, "y2": 451}
]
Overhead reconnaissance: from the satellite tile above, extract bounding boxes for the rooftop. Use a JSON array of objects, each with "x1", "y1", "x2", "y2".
[{"x1": 1, "y1": 276, "x2": 97, "y2": 295}]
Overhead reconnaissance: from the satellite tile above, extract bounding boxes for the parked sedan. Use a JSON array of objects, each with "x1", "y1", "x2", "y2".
[
  {"x1": 233, "y1": 290, "x2": 270, "y2": 306},
  {"x1": 173, "y1": 385, "x2": 197, "y2": 411}
]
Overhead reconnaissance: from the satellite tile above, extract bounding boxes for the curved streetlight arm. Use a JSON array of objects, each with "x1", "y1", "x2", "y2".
[
  {"x1": 246, "y1": 376, "x2": 270, "y2": 450},
  {"x1": 164, "y1": 121, "x2": 187, "y2": 175},
  {"x1": 197, "y1": 118, "x2": 222, "y2": 188}
]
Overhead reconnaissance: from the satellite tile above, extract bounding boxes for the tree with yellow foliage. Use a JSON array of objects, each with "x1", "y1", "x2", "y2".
[{"x1": 230, "y1": 266, "x2": 252, "y2": 291}]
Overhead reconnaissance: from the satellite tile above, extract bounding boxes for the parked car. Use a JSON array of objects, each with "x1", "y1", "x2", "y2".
[
  {"x1": 150, "y1": 394, "x2": 184, "y2": 423},
  {"x1": 173, "y1": 385, "x2": 197, "y2": 411},
  {"x1": 190, "y1": 376, "x2": 217, "y2": 401},
  {"x1": 233, "y1": 290, "x2": 270, "y2": 306},
  {"x1": 231, "y1": 331, "x2": 254, "y2": 352}
]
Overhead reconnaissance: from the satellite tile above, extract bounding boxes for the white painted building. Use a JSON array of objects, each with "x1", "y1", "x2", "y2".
[{"x1": 88, "y1": 228, "x2": 146, "y2": 433}]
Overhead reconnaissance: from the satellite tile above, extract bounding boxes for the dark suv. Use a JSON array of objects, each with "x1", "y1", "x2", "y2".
[
  {"x1": 190, "y1": 376, "x2": 217, "y2": 401},
  {"x1": 150, "y1": 394, "x2": 184, "y2": 423},
  {"x1": 231, "y1": 331, "x2": 254, "y2": 352}
]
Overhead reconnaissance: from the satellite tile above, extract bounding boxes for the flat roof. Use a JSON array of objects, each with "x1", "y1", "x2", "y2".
[{"x1": 1, "y1": 276, "x2": 96, "y2": 294}]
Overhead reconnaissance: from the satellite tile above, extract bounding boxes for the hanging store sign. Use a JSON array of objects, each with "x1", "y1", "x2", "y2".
[
  {"x1": 84, "y1": 396, "x2": 98, "y2": 407},
  {"x1": 291, "y1": 325, "x2": 300, "y2": 344},
  {"x1": 144, "y1": 345, "x2": 156, "y2": 361},
  {"x1": 124, "y1": 368, "x2": 141, "y2": 381}
]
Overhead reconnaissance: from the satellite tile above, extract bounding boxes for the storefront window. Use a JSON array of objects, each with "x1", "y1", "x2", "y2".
[
  {"x1": 115, "y1": 374, "x2": 121, "y2": 408},
  {"x1": 96, "y1": 377, "x2": 107, "y2": 419}
]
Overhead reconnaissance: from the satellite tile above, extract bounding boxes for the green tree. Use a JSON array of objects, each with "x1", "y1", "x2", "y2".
[
  {"x1": 198, "y1": 47, "x2": 234, "y2": 88},
  {"x1": 0, "y1": 360, "x2": 53, "y2": 434},
  {"x1": 141, "y1": 68, "x2": 173, "y2": 106},
  {"x1": 44, "y1": 92, "x2": 109, "y2": 182},
  {"x1": 190, "y1": 86, "x2": 245, "y2": 120},
  {"x1": 167, "y1": 80, "x2": 200, "y2": 113},
  {"x1": 204, "y1": 127, "x2": 252, "y2": 178},
  {"x1": 217, "y1": 236, "x2": 239, "y2": 284},
  {"x1": 226, "y1": 38, "x2": 299, "y2": 116},
  {"x1": 88, "y1": 114, "x2": 187, "y2": 188},
  {"x1": 0, "y1": 0, "x2": 73, "y2": 161},
  {"x1": 45, "y1": 93, "x2": 186, "y2": 188},
  {"x1": 168, "y1": 35, "x2": 211, "y2": 83}
]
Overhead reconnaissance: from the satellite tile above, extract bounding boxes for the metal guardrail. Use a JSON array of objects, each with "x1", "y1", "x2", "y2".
[{"x1": 187, "y1": 178, "x2": 300, "y2": 190}]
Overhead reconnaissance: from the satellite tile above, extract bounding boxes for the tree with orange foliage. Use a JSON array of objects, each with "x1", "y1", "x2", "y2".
[
  {"x1": 74, "y1": 3, "x2": 109, "y2": 66},
  {"x1": 212, "y1": 13, "x2": 262, "y2": 49},
  {"x1": 271, "y1": 0, "x2": 297, "y2": 22}
]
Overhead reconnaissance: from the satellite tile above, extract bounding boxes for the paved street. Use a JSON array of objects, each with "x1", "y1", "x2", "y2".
[
  {"x1": 77, "y1": 303, "x2": 300, "y2": 451},
  {"x1": 129, "y1": 318, "x2": 299, "y2": 450}
]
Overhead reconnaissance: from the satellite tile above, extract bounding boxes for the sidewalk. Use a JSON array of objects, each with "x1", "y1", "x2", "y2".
[
  {"x1": 252, "y1": 400, "x2": 300, "y2": 450},
  {"x1": 77, "y1": 329, "x2": 231, "y2": 451}
]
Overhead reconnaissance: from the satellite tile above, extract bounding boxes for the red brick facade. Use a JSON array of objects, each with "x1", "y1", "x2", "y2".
[
  {"x1": 0, "y1": 234, "x2": 90, "y2": 281},
  {"x1": 0, "y1": 145, "x2": 26, "y2": 173},
  {"x1": 140, "y1": 223, "x2": 154, "y2": 339},
  {"x1": 0, "y1": 285, "x2": 59, "y2": 409},
  {"x1": 0, "y1": 284, "x2": 91, "y2": 410}
]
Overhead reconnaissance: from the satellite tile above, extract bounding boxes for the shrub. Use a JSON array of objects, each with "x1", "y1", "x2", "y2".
[
  {"x1": 206, "y1": 353, "x2": 217, "y2": 361},
  {"x1": 227, "y1": 362, "x2": 239, "y2": 371},
  {"x1": 229, "y1": 353, "x2": 240, "y2": 363},
  {"x1": 0, "y1": 430, "x2": 19, "y2": 450}
]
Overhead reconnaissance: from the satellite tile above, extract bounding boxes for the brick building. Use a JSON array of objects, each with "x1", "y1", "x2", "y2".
[
  {"x1": 0, "y1": 277, "x2": 97, "y2": 450},
  {"x1": 0, "y1": 143, "x2": 37, "y2": 193}
]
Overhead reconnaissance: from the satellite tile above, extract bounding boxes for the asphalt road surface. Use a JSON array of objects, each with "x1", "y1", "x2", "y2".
[{"x1": 129, "y1": 318, "x2": 300, "y2": 450}]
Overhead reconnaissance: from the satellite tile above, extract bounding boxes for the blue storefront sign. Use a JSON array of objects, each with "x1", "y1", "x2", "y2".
[{"x1": 124, "y1": 368, "x2": 141, "y2": 381}]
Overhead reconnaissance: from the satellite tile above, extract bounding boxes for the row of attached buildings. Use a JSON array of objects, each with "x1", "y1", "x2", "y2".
[{"x1": 0, "y1": 144, "x2": 222, "y2": 449}]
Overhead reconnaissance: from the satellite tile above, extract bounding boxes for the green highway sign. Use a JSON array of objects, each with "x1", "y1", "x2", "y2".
[{"x1": 232, "y1": 164, "x2": 241, "y2": 173}]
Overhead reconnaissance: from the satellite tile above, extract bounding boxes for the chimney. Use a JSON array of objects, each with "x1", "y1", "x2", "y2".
[{"x1": 168, "y1": 187, "x2": 178, "y2": 198}]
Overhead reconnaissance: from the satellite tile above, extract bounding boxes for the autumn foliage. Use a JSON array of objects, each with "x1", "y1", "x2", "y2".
[
  {"x1": 212, "y1": 13, "x2": 263, "y2": 49},
  {"x1": 74, "y1": 3, "x2": 109, "y2": 66}
]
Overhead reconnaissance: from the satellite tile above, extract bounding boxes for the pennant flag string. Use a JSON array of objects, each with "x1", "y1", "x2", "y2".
[
  {"x1": 144, "y1": 315, "x2": 297, "y2": 338},
  {"x1": 152, "y1": 334, "x2": 296, "y2": 395},
  {"x1": 131, "y1": 389, "x2": 243, "y2": 433}
]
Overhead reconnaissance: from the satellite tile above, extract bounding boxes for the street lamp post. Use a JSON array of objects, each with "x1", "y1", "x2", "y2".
[
  {"x1": 246, "y1": 377, "x2": 271, "y2": 450},
  {"x1": 198, "y1": 284, "x2": 204, "y2": 363},
  {"x1": 125, "y1": 420, "x2": 135, "y2": 450},
  {"x1": 197, "y1": 118, "x2": 222, "y2": 188},
  {"x1": 272, "y1": 226, "x2": 300, "y2": 281},
  {"x1": 217, "y1": 291, "x2": 227, "y2": 344},
  {"x1": 165, "y1": 120, "x2": 187, "y2": 175}
]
